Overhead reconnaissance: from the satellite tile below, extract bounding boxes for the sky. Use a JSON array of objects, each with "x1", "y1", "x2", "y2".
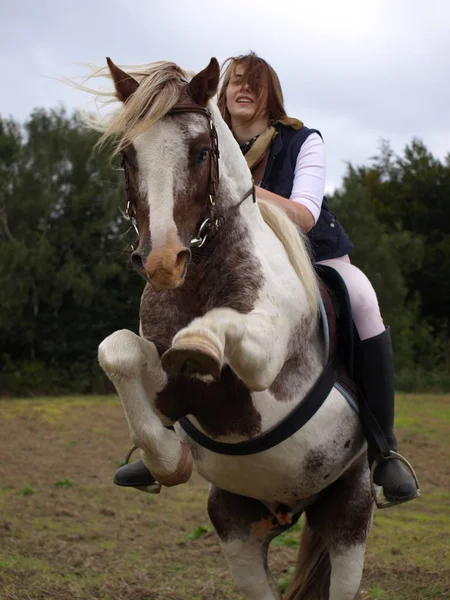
[{"x1": 1, "y1": 0, "x2": 449, "y2": 192}]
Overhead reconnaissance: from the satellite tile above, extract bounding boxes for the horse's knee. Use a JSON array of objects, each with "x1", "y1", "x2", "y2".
[{"x1": 98, "y1": 329, "x2": 144, "y2": 379}]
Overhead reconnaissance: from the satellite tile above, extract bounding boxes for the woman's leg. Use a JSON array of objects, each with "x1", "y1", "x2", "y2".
[
  {"x1": 318, "y1": 255, "x2": 384, "y2": 341},
  {"x1": 318, "y1": 257, "x2": 419, "y2": 507}
]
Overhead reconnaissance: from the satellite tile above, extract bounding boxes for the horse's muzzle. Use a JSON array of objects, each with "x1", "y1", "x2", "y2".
[{"x1": 140, "y1": 246, "x2": 191, "y2": 290}]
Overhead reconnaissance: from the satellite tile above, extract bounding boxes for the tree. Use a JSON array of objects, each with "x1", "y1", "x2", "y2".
[
  {"x1": 355, "y1": 140, "x2": 450, "y2": 336},
  {"x1": 0, "y1": 109, "x2": 143, "y2": 394}
]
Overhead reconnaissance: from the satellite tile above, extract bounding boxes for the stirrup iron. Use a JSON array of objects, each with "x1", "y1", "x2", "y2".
[{"x1": 370, "y1": 451, "x2": 420, "y2": 509}]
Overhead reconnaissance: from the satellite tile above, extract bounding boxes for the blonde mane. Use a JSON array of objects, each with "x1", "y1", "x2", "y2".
[
  {"x1": 258, "y1": 200, "x2": 320, "y2": 318},
  {"x1": 76, "y1": 61, "x2": 190, "y2": 152}
]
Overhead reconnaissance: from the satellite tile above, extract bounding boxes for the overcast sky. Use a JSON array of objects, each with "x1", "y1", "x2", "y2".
[{"x1": 2, "y1": 0, "x2": 449, "y2": 191}]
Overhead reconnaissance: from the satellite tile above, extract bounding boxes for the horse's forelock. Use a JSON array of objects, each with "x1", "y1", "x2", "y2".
[{"x1": 79, "y1": 61, "x2": 190, "y2": 154}]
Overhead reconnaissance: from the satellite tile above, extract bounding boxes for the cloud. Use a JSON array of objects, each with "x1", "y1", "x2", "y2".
[{"x1": 1, "y1": 0, "x2": 449, "y2": 191}]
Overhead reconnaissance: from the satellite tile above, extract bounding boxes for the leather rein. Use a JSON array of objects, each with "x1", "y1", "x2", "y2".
[{"x1": 123, "y1": 101, "x2": 255, "y2": 250}]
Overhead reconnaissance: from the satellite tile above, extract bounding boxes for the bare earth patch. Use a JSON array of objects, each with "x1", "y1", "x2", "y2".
[{"x1": 0, "y1": 394, "x2": 449, "y2": 599}]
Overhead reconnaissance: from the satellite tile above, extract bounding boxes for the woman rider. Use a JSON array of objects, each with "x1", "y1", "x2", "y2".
[{"x1": 115, "y1": 53, "x2": 419, "y2": 507}]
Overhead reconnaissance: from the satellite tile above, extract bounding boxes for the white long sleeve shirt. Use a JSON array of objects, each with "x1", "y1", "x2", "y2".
[{"x1": 289, "y1": 132, "x2": 325, "y2": 225}]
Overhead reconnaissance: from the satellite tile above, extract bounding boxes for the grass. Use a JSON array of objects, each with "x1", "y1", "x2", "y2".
[
  {"x1": 54, "y1": 478, "x2": 74, "y2": 489},
  {"x1": 19, "y1": 484, "x2": 36, "y2": 496},
  {"x1": 0, "y1": 393, "x2": 449, "y2": 599}
]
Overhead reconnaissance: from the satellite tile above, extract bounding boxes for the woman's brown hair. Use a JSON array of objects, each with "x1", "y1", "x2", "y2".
[{"x1": 217, "y1": 52, "x2": 289, "y2": 127}]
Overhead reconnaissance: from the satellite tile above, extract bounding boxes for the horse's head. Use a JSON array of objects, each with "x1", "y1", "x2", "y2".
[{"x1": 106, "y1": 57, "x2": 229, "y2": 291}]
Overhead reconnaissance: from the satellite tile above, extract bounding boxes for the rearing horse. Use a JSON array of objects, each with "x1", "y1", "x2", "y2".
[{"x1": 94, "y1": 56, "x2": 373, "y2": 600}]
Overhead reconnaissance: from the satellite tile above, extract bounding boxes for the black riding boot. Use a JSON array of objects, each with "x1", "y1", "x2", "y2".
[
  {"x1": 355, "y1": 328, "x2": 420, "y2": 508},
  {"x1": 114, "y1": 447, "x2": 161, "y2": 493}
]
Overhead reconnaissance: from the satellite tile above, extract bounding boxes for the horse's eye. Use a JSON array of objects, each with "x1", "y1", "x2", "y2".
[{"x1": 197, "y1": 149, "x2": 209, "y2": 164}]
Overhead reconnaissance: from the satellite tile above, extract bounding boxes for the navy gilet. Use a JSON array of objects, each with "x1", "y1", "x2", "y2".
[{"x1": 260, "y1": 124, "x2": 353, "y2": 262}]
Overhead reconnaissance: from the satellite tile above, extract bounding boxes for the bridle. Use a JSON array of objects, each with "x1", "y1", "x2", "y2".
[{"x1": 123, "y1": 101, "x2": 255, "y2": 250}]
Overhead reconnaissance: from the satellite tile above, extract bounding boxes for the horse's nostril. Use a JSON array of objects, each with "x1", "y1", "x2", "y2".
[
  {"x1": 175, "y1": 249, "x2": 192, "y2": 272},
  {"x1": 131, "y1": 251, "x2": 144, "y2": 272}
]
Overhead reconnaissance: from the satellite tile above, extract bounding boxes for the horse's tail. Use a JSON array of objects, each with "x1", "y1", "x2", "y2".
[{"x1": 284, "y1": 517, "x2": 331, "y2": 600}]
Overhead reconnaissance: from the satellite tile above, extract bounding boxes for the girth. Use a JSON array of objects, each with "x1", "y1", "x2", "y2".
[{"x1": 178, "y1": 355, "x2": 340, "y2": 455}]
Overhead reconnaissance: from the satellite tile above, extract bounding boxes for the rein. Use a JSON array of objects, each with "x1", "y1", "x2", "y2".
[{"x1": 123, "y1": 101, "x2": 256, "y2": 250}]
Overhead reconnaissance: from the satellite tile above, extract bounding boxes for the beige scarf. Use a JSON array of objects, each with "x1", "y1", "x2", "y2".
[{"x1": 244, "y1": 117, "x2": 304, "y2": 170}]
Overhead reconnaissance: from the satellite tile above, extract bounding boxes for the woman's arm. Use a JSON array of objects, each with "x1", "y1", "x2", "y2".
[{"x1": 255, "y1": 132, "x2": 326, "y2": 233}]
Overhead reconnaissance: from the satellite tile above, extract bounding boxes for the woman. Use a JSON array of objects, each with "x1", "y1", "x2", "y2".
[
  {"x1": 115, "y1": 53, "x2": 418, "y2": 506},
  {"x1": 217, "y1": 52, "x2": 418, "y2": 506}
]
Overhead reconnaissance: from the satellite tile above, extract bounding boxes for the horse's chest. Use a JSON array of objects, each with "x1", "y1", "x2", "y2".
[
  {"x1": 139, "y1": 287, "x2": 198, "y2": 351},
  {"x1": 156, "y1": 368, "x2": 262, "y2": 438}
]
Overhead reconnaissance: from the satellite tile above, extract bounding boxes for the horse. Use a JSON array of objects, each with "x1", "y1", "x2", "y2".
[{"x1": 89, "y1": 56, "x2": 374, "y2": 600}]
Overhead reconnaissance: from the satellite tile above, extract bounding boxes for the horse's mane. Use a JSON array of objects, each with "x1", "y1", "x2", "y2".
[
  {"x1": 258, "y1": 200, "x2": 319, "y2": 318},
  {"x1": 74, "y1": 61, "x2": 190, "y2": 152}
]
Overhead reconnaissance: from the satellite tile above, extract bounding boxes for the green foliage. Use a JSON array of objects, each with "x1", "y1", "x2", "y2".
[
  {"x1": 19, "y1": 484, "x2": 36, "y2": 496},
  {"x1": 278, "y1": 565, "x2": 296, "y2": 593},
  {"x1": 186, "y1": 525, "x2": 209, "y2": 541},
  {"x1": 272, "y1": 519, "x2": 303, "y2": 548},
  {"x1": 54, "y1": 478, "x2": 73, "y2": 488},
  {"x1": 0, "y1": 108, "x2": 143, "y2": 395},
  {"x1": 367, "y1": 583, "x2": 388, "y2": 598},
  {"x1": 395, "y1": 369, "x2": 450, "y2": 393}
]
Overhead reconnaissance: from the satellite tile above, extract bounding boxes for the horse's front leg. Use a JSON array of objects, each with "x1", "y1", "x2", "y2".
[
  {"x1": 162, "y1": 307, "x2": 288, "y2": 391},
  {"x1": 98, "y1": 329, "x2": 192, "y2": 486}
]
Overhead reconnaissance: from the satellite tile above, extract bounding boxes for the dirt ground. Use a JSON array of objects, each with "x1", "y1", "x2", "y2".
[{"x1": 0, "y1": 394, "x2": 449, "y2": 600}]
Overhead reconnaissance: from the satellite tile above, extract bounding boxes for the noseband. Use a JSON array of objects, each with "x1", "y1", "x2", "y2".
[{"x1": 123, "y1": 101, "x2": 255, "y2": 250}]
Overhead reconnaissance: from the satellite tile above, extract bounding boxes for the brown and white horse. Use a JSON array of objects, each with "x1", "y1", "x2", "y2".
[{"x1": 90, "y1": 57, "x2": 373, "y2": 600}]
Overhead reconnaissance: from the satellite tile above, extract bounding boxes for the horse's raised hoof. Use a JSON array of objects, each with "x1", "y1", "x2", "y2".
[{"x1": 161, "y1": 333, "x2": 223, "y2": 378}]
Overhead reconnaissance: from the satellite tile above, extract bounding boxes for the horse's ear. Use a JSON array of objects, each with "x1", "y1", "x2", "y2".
[
  {"x1": 187, "y1": 58, "x2": 220, "y2": 106},
  {"x1": 106, "y1": 57, "x2": 139, "y2": 102}
]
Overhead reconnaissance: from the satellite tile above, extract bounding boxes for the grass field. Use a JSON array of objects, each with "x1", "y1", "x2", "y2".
[{"x1": 0, "y1": 394, "x2": 449, "y2": 599}]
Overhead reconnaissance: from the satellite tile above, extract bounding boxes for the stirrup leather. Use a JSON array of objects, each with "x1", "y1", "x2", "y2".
[
  {"x1": 124, "y1": 445, "x2": 162, "y2": 495},
  {"x1": 370, "y1": 451, "x2": 420, "y2": 509}
]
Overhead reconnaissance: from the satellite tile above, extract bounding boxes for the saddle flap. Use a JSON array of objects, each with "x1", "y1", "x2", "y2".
[{"x1": 316, "y1": 264, "x2": 355, "y2": 381}]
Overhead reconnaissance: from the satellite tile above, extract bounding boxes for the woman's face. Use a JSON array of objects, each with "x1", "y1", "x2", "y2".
[{"x1": 226, "y1": 63, "x2": 265, "y2": 123}]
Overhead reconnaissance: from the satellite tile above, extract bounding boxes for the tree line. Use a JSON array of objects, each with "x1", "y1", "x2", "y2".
[{"x1": 1, "y1": 108, "x2": 448, "y2": 395}]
